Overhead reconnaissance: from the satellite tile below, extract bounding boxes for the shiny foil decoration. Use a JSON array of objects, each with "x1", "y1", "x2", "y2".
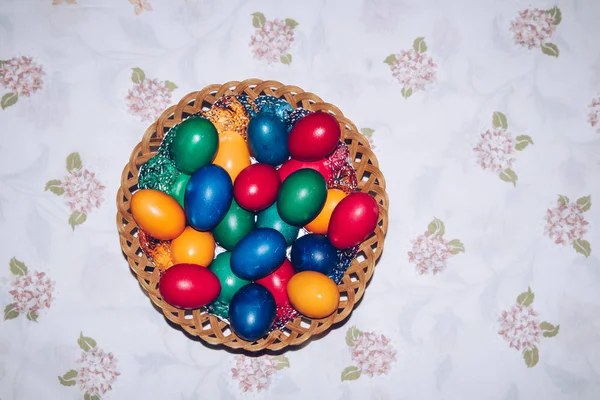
[
  {"x1": 329, "y1": 245, "x2": 359, "y2": 284},
  {"x1": 253, "y1": 95, "x2": 294, "y2": 126},
  {"x1": 205, "y1": 96, "x2": 252, "y2": 139},
  {"x1": 289, "y1": 108, "x2": 312, "y2": 126},
  {"x1": 138, "y1": 155, "x2": 181, "y2": 193},
  {"x1": 206, "y1": 300, "x2": 229, "y2": 320},
  {"x1": 273, "y1": 304, "x2": 299, "y2": 331},
  {"x1": 138, "y1": 230, "x2": 173, "y2": 272},
  {"x1": 235, "y1": 94, "x2": 259, "y2": 118},
  {"x1": 326, "y1": 142, "x2": 358, "y2": 193}
]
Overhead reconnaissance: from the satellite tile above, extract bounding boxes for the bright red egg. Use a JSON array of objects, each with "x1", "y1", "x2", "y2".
[
  {"x1": 233, "y1": 163, "x2": 281, "y2": 211},
  {"x1": 256, "y1": 259, "x2": 295, "y2": 307},
  {"x1": 288, "y1": 112, "x2": 341, "y2": 161},
  {"x1": 328, "y1": 192, "x2": 379, "y2": 249},
  {"x1": 277, "y1": 158, "x2": 333, "y2": 183},
  {"x1": 159, "y1": 263, "x2": 221, "y2": 309}
]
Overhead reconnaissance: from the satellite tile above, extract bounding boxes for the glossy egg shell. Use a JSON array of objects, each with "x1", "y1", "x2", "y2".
[
  {"x1": 229, "y1": 283, "x2": 277, "y2": 342},
  {"x1": 212, "y1": 130, "x2": 251, "y2": 182},
  {"x1": 287, "y1": 271, "x2": 339, "y2": 319},
  {"x1": 304, "y1": 188, "x2": 347, "y2": 234},
  {"x1": 288, "y1": 112, "x2": 340, "y2": 161},
  {"x1": 256, "y1": 259, "x2": 295, "y2": 307},
  {"x1": 233, "y1": 163, "x2": 281, "y2": 211},
  {"x1": 277, "y1": 169, "x2": 327, "y2": 226},
  {"x1": 247, "y1": 112, "x2": 290, "y2": 166},
  {"x1": 168, "y1": 173, "x2": 190, "y2": 209},
  {"x1": 277, "y1": 158, "x2": 332, "y2": 183},
  {"x1": 212, "y1": 199, "x2": 255, "y2": 251},
  {"x1": 184, "y1": 164, "x2": 233, "y2": 231},
  {"x1": 130, "y1": 189, "x2": 186, "y2": 240},
  {"x1": 159, "y1": 263, "x2": 221, "y2": 309},
  {"x1": 256, "y1": 203, "x2": 299, "y2": 246},
  {"x1": 209, "y1": 252, "x2": 250, "y2": 304},
  {"x1": 171, "y1": 117, "x2": 219, "y2": 175},
  {"x1": 230, "y1": 228, "x2": 287, "y2": 281},
  {"x1": 291, "y1": 234, "x2": 337, "y2": 275},
  {"x1": 170, "y1": 226, "x2": 215, "y2": 267},
  {"x1": 328, "y1": 192, "x2": 379, "y2": 249}
]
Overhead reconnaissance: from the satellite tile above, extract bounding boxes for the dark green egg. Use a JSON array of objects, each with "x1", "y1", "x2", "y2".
[
  {"x1": 209, "y1": 252, "x2": 250, "y2": 304},
  {"x1": 213, "y1": 199, "x2": 255, "y2": 250},
  {"x1": 256, "y1": 203, "x2": 300, "y2": 245},
  {"x1": 168, "y1": 173, "x2": 190, "y2": 209},
  {"x1": 171, "y1": 117, "x2": 219, "y2": 175},
  {"x1": 277, "y1": 169, "x2": 327, "y2": 226}
]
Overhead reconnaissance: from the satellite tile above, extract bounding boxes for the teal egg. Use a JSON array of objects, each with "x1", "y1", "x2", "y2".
[{"x1": 256, "y1": 203, "x2": 299, "y2": 246}]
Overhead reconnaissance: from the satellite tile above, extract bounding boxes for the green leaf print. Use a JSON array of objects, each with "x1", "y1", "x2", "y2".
[
  {"x1": 523, "y1": 345, "x2": 539, "y2": 368},
  {"x1": 45, "y1": 180, "x2": 65, "y2": 195},
  {"x1": 251, "y1": 12, "x2": 266, "y2": 28},
  {"x1": 69, "y1": 211, "x2": 87, "y2": 230},
  {"x1": 541, "y1": 43, "x2": 559, "y2": 57},
  {"x1": 573, "y1": 239, "x2": 591, "y2": 258},
  {"x1": 9, "y1": 257, "x2": 27, "y2": 276},
  {"x1": 516, "y1": 287, "x2": 534, "y2": 306},
  {"x1": 131, "y1": 67, "x2": 145, "y2": 84},
  {"x1": 492, "y1": 111, "x2": 508, "y2": 130},
  {"x1": 515, "y1": 135, "x2": 534, "y2": 151},
  {"x1": 272, "y1": 355, "x2": 290, "y2": 370},
  {"x1": 576, "y1": 195, "x2": 591, "y2": 212},
  {"x1": 345, "y1": 326, "x2": 364, "y2": 347},
  {"x1": 84, "y1": 392, "x2": 100, "y2": 400},
  {"x1": 499, "y1": 168, "x2": 518, "y2": 187},
  {"x1": 78, "y1": 332, "x2": 97, "y2": 352},
  {"x1": 546, "y1": 6, "x2": 562, "y2": 25},
  {"x1": 285, "y1": 18, "x2": 299, "y2": 29},
  {"x1": 360, "y1": 128, "x2": 375, "y2": 137},
  {"x1": 280, "y1": 53, "x2": 293, "y2": 65},
  {"x1": 383, "y1": 54, "x2": 396, "y2": 65},
  {"x1": 413, "y1": 37, "x2": 428, "y2": 53},
  {"x1": 540, "y1": 322, "x2": 560, "y2": 338},
  {"x1": 164, "y1": 80, "x2": 178, "y2": 91},
  {"x1": 557, "y1": 195, "x2": 569, "y2": 206},
  {"x1": 66, "y1": 152, "x2": 82, "y2": 173},
  {"x1": 1, "y1": 92, "x2": 18, "y2": 109},
  {"x1": 427, "y1": 218, "x2": 445, "y2": 237},
  {"x1": 401, "y1": 87, "x2": 413, "y2": 99},
  {"x1": 447, "y1": 239, "x2": 465, "y2": 255},
  {"x1": 4, "y1": 303, "x2": 19, "y2": 320},
  {"x1": 341, "y1": 365, "x2": 362, "y2": 381},
  {"x1": 26, "y1": 311, "x2": 38, "y2": 322},
  {"x1": 58, "y1": 369, "x2": 78, "y2": 387}
]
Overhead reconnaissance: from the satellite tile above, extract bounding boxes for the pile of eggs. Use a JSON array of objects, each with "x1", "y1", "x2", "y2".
[{"x1": 130, "y1": 95, "x2": 378, "y2": 342}]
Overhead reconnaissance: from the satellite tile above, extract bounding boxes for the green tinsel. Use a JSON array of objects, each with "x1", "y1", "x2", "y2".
[
  {"x1": 206, "y1": 300, "x2": 229, "y2": 320},
  {"x1": 138, "y1": 155, "x2": 181, "y2": 193}
]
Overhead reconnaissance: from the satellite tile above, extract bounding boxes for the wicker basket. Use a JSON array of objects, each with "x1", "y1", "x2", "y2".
[{"x1": 116, "y1": 79, "x2": 389, "y2": 352}]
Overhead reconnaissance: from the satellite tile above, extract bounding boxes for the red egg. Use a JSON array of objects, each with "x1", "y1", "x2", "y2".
[
  {"x1": 328, "y1": 192, "x2": 379, "y2": 249},
  {"x1": 277, "y1": 158, "x2": 333, "y2": 183},
  {"x1": 288, "y1": 112, "x2": 341, "y2": 161},
  {"x1": 233, "y1": 163, "x2": 281, "y2": 211},
  {"x1": 255, "y1": 259, "x2": 295, "y2": 307},
  {"x1": 159, "y1": 263, "x2": 221, "y2": 309}
]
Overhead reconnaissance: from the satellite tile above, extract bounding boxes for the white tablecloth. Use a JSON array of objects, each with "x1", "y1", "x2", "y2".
[{"x1": 1, "y1": 0, "x2": 599, "y2": 399}]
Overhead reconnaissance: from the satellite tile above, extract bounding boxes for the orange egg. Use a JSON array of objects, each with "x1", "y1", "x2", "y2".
[
  {"x1": 170, "y1": 226, "x2": 215, "y2": 267},
  {"x1": 130, "y1": 189, "x2": 186, "y2": 240},
  {"x1": 213, "y1": 131, "x2": 251, "y2": 182},
  {"x1": 304, "y1": 188, "x2": 347, "y2": 234},
  {"x1": 287, "y1": 271, "x2": 339, "y2": 318}
]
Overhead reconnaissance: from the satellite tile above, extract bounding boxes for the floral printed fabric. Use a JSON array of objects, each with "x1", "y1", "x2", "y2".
[{"x1": 1, "y1": 1, "x2": 599, "y2": 399}]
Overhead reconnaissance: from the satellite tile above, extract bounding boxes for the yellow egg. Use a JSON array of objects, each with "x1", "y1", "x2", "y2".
[
  {"x1": 305, "y1": 188, "x2": 347, "y2": 234},
  {"x1": 287, "y1": 271, "x2": 339, "y2": 318},
  {"x1": 131, "y1": 189, "x2": 186, "y2": 240},
  {"x1": 170, "y1": 226, "x2": 216, "y2": 267},
  {"x1": 213, "y1": 131, "x2": 251, "y2": 182}
]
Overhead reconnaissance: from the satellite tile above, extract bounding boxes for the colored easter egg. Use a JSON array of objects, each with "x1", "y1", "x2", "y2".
[
  {"x1": 233, "y1": 163, "x2": 281, "y2": 211},
  {"x1": 184, "y1": 164, "x2": 233, "y2": 231},
  {"x1": 256, "y1": 203, "x2": 299, "y2": 246},
  {"x1": 212, "y1": 130, "x2": 251, "y2": 182},
  {"x1": 229, "y1": 283, "x2": 276, "y2": 342},
  {"x1": 305, "y1": 188, "x2": 347, "y2": 234},
  {"x1": 168, "y1": 173, "x2": 190, "y2": 209},
  {"x1": 291, "y1": 234, "x2": 337, "y2": 275},
  {"x1": 256, "y1": 259, "x2": 295, "y2": 307},
  {"x1": 286, "y1": 271, "x2": 339, "y2": 319},
  {"x1": 247, "y1": 112, "x2": 289, "y2": 165},
  {"x1": 277, "y1": 169, "x2": 327, "y2": 226},
  {"x1": 212, "y1": 199, "x2": 255, "y2": 251},
  {"x1": 131, "y1": 189, "x2": 186, "y2": 240},
  {"x1": 277, "y1": 158, "x2": 333, "y2": 183},
  {"x1": 231, "y1": 228, "x2": 287, "y2": 280},
  {"x1": 209, "y1": 252, "x2": 250, "y2": 304},
  {"x1": 170, "y1": 226, "x2": 215, "y2": 267},
  {"x1": 171, "y1": 117, "x2": 219, "y2": 175},
  {"x1": 328, "y1": 192, "x2": 379, "y2": 249},
  {"x1": 288, "y1": 112, "x2": 340, "y2": 161},
  {"x1": 159, "y1": 263, "x2": 221, "y2": 309}
]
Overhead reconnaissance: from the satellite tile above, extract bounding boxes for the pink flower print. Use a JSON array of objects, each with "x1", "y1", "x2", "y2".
[
  {"x1": 250, "y1": 13, "x2": 297, "y2": 64},
  {"x1": 129, "y1": 0, "x2": 153, "y2": 16},
  {"x1": 588, "y1": 97, "x2": 600, "y2": 133},
  {"x1": 385, "y1": 38, "x2": 437, "y2": 98},
  {"x1": 545, "y1": 202, "x2": 589, "y2": 245},
  {"x1": 0, "y1": 56, "x2": 44, "y2": 97},
  {"x1": 473, "y1": 128, "x2": 516, "y2": 173},
  {"x1": 231, "y1": 355, "x2": 289, "y2": 392},
  {"x1": 126, "y1": 77, "x2": 172, "y2": 122},
  {"x1": 408, "y1": 218, "x2": 464, "y2": 275},
  {"x1": 510, "y1": 8, "x2": 556, "y2": 49},
  {"x1": 76, "y1": 347, "x2": 120, "y2": 396},
  {"x1": 351, "y1": 332, "x2": 396, "y2": 377},
  {"x1": 62, "y1": 169, "x2": 105, "y2": 215},
  {"x1": 9, "y1": 271, "x2": 54, "y2": 315},
  {"x1": 498, "y1": 303, "x2": 541, "y2": 352}
]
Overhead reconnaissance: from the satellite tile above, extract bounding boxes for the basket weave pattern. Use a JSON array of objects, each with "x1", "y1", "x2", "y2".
[{"x1": 116, "y1": 79, "x2": 389, "y2": 352}]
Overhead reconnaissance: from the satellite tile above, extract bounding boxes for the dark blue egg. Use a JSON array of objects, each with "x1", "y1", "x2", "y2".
[
  {"x1": 231, "y1": 228, "x2": 287, "y2": 280},
  {"x1": 247, "y1": 112, "x2": 289, "y2": 166},
  {"x1": 291, "y1": 234, "x2": 337, "y2": 275},
  {"x1": 229, "y1": 283, "x2": 276, "y2": 342},
  {"x1": 184, "y1": 164, "x2": 233, "y2": 231}
]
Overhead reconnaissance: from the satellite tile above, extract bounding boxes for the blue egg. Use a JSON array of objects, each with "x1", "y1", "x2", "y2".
[
  {"x1": 247, "y1": 112, "x2": 289, "y2": 165},
  {"x1": 291, "y1": 234, "x2": 337, "y2": 275},
  {"x1": 184, "y1": 164, "x2": 233, "y2": 231},
  {"x1": 231, "y1": 228, "x2": 287, "y2": 280},
  {"x1": 229, "y1": 283, "x2": 276, "y2": 342}
]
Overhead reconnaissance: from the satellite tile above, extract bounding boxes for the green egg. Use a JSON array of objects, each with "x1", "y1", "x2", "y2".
[
  {"x1": 256, "y1": 203, "x2": 300, "y2": 246},
  {"x1": 168, "y1": 173, "x2": 190, "y2": 209},
  {"x1": 277, "y1": 169, "x2": 327, "y2": 226},
  {"x1": 209, "y1": 252, "x2": 250, "y2": 304},
  {"x1": 213, "y1": 199, "x2": 255, "y2": 250},
  {"x1": 171, "y1": 117, "x2": 219, "y2": 175}
]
